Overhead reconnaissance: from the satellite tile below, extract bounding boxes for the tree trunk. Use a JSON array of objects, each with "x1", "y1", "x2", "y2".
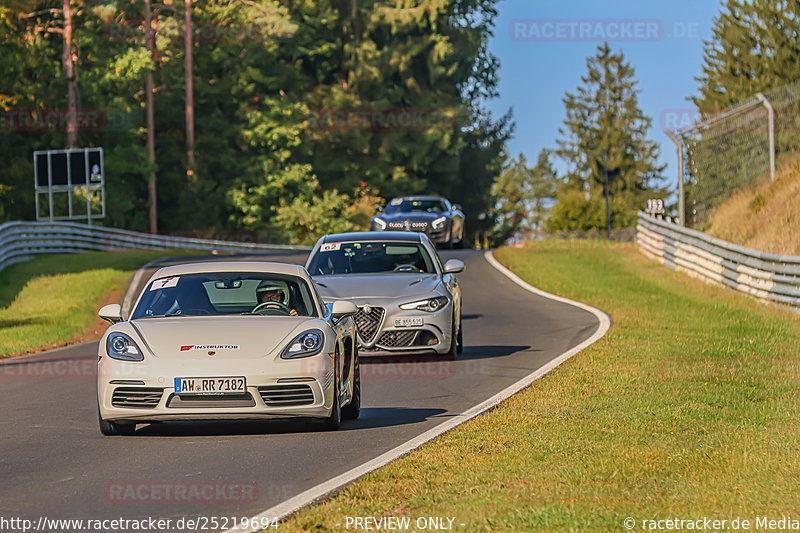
[
  {"x1": 145, "y1": 0, "x2": 157, "y2": 234},
  {"x1": 62, "y1": 0, "x2": 78, "y2": 148},
  {"x1": 185, "y1": 0, "x2": 195, "y2": 182}
]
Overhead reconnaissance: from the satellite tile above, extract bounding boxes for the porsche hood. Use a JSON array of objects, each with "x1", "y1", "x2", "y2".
[
  {"x1": 314, "y1": 273, "x2": 441, "y2": 301},
  {"x1": 128, "y1": 316, "x2": 308, "y2": 358}
]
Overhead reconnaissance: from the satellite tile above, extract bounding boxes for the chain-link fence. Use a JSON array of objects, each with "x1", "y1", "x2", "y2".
[{"x1": 676, "y1": 80, "x2": 800, "y2": 228}]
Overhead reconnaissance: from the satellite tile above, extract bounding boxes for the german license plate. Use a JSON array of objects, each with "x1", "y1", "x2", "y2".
[
  {"x1": 174, "y1": 376, "x2": 246, "y2": 395},
  {"x1": 395, "y1": 317, "x2": 423, "y2": 327}
]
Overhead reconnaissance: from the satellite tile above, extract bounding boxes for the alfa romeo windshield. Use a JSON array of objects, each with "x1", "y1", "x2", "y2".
[{"x1": 308, "y1": 242, "x2": 436, "y2": 275}]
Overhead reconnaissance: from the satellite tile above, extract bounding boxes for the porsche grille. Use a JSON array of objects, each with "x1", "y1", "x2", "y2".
[
  {"x1": 354, "y1": 306, "x2": 385, "y2": 343},
  {"x1": 258, "y1": 384, "x2": 315, "y2": 407},
  {"x1": 111, "y1": 387, "x2": 163, "y2": 408},
  {"x1": 167, "y1": 393, "x2": 256, "y2": 408}
]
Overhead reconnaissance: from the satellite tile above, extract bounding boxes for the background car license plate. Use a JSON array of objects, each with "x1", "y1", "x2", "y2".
[
  {"x1": 395, "y1": 317, "x2": 423, "y2": 327},
  {"x1": 174, "y1": 376, "x2": 246, "y2": 395}
]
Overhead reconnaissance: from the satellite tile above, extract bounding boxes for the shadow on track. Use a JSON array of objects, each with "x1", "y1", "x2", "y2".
[
  {"x1": 126, "y1": 407, "x2": 447, "y2": 437},
  {"x1": 360, "y1": 344, "x2": 534, "y2": 364}
]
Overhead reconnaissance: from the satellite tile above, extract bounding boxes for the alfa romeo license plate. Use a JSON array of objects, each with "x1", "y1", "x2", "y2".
[
  {"x1": 395, "y1": 317, "x2": 423, "y2": 327},
  {"x1": 174, "y1": 376, "x2": 246, "y2": 395}
]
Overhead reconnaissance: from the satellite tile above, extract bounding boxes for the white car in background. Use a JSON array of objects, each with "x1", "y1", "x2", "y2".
[
  {"x1": 305, "y1": 232, "x2": 465, "y2": 359},
  {"x1": 96, "y1": 262, "x2": 359, "y2": 435}
]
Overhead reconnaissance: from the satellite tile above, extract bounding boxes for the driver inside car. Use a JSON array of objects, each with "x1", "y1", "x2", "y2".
[
  {"x1": 392, "y1": 252, "x2": 421, "y2": 272},
  {"x1": 255, "y1": 279, "x2": 298, "y2": 316}
]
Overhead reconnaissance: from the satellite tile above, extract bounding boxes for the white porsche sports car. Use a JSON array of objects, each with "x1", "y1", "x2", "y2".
[
  {"x1": 96, "y1": 262, "x2": 360, "y2": 435},
  {"x1": 305, "y1": 232, "x2": 465, "y2": 358}
]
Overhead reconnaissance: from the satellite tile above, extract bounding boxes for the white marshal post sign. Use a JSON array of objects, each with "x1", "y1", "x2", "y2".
[{"x1": 33, "y1": 147, "x2": 105, "y2": 224}]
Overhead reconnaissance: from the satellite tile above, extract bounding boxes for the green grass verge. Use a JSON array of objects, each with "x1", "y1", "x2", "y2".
[
  {"x1": 277, "y1": 240, "x2": 800, "y2": 532},
  {"x1": 0, "y1": 250, "x2": 191, "y2": 357}
]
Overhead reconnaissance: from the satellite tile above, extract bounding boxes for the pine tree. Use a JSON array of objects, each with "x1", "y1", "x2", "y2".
[
  {"x1": 693, "y1": 0, "x2": 800, "y2": 114},
  {"x1": 490, "y1": 149, "x2": 556, "y2": 242},
  {"x1": 279, "y1": 0, "x2": 509, "y2": 236},
  {"x1": 0, "y1": 0, "x2": 509, "y2": 242},
  {"x1": 553, "y1": 43, "x2": 666, "y2": 230}
]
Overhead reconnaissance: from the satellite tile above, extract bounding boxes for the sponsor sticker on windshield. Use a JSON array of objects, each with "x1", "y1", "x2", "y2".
[
  {"x1": 320, "y1": 243, "x2": 341, "y2": 252},
  {"x1": 150, "y1": 276, "x2": 180, "y2": 291},
  {"x1": 390, "y1": 198, "x2": 403, "y2": 205}
]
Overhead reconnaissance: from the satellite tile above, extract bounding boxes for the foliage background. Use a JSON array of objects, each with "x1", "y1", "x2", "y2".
[{"x1": 0, "y1": 0, "x2": 511, "y2": 244}]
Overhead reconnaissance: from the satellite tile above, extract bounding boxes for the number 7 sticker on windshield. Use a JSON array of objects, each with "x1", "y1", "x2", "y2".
[
  {"x1": 320, "y1": 243, "x2": 341, "y2": 252},
  {"x1": 150, "y1": 276, "x2": 180, "y2": 290}
]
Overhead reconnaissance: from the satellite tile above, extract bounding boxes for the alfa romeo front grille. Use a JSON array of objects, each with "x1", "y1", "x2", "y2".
[
  {"x1": 111, "y1": 387, "x2": 163, "y2": 408},
  {"x1": 354, "y1": 306, "x2": 385, "y2": 344},
  {"x1": 258, "y1": 385, "x2": 315, "y2": 407},
  {"x1": 377, "y1": 330, "x2": 420, "y2": 348}
]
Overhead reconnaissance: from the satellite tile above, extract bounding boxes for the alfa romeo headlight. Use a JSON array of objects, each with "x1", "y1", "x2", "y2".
[
  {"x1": 107, "y1": 332, "x2": 144, "y2": 362},
  {"x1": 399, "y1": 296, "x2": 449, "y2": 312},
  {"x1": 281, "y1": 329, "x2": 324, "y2": 359},
  {"x1": 432, "y1": 216, "x2": 447, "y2": 229}
]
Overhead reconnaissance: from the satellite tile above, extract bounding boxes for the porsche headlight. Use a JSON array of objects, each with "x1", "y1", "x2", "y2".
[
  {"x1": 399, "y1": 296, "x2": 449, "y2": 312},
  {"x1": 107, "y1": 332, "x2": 144, "y2": 362},
  {"x1": 432, "y1": 216, "x2": 447, "y2": 229},
  {"x1": 373, "y1": 217, "x2": 387, "y2": 230},
  {"x1": 281, "y1": 329, "x2": 324, "y2": 359}
]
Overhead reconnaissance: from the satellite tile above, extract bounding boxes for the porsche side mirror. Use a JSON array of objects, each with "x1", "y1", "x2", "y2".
[
  {"x1": 98, "y1": 303, "x2": 123, "y2": 324},
  {"x1": 452, "y1": 203, "x2": 462, "y2": 212},
  {"x1": 443, "y1": 259, "x2": 465, "y2": 274},
  {"x1": 331, "y1": 300, "x2": 359, "y2": 318},
  {"x1": 375, "y1": 205, "x2": 384, "y2": 213}
]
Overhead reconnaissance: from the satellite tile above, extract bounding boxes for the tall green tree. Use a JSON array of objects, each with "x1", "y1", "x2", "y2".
[
  {"x1": 687, "y1": 0, "x2": 800, "y2": 223},
  {"x1": 693, "y1": 0, "x2": 800, "y2": 114},
  {"x1": 553, "y1": 43, "x2": 666, "y2": 230},
  {"x1": 273, "y1": 0, "x2": 510, "y2": 238},
  {"x1": 1, "y1": 0, "x2": 510, "y2": 244},
  {"x1": 490, "y1": 149, "x2": 556, "y2": 242}
]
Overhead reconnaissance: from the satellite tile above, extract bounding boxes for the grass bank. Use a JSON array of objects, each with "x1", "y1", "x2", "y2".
[
  {"x1": 277, "y1": 240, "x2": 800, "y2": 531},
  {"x1": 706, "y1": 157, "x2": 800, "y2": 254},
  {"x1": 0, "y1": 250, "x2": 187, "y2": 357}
]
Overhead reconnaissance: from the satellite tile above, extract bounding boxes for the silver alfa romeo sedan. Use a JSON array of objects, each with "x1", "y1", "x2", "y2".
[{"x1": 305, "y1": 232, "x2": 465, "y2": 358}]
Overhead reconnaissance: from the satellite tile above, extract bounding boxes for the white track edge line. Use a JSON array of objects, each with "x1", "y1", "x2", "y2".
[
  {"x1": 121, "y1": 258, "x2": 162, "y2": 318},
  {"x1": 223, "y1": 249, "x2": 612, "y2": 532}
]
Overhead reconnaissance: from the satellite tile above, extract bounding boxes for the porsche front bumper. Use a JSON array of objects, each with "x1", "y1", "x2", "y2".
[{"x1": 97, "y1": 352, "x2": 337, "y2": 423}]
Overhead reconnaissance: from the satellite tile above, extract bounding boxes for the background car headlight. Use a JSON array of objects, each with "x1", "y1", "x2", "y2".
[
  {"x1": 373, "y1": 217, "x2": 387, "y2": 230},
  {"x1": 399, "y1": 296, "x2": 449, "y2": 312},
  {"x1": 281, "y1": 329, "x2": 324, "y2": 359},
  {"x1": 432, "y1": 216, "x2": 447, "y2": 229},
  {"x1": 107, "y1": 332, "x2": 144, "y2": 361}
]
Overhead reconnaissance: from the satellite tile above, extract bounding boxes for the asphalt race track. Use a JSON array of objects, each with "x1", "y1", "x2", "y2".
[{"x1": 0, "y1": 249, "x2": 600, "y2": 529}]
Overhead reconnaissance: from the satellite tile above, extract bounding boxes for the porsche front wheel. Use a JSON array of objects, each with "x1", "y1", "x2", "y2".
[
  {"x1": 98, "y1": 408, "x2": 136, "y2": 436},
  {"x1": 320, "y1": 354, "x2": 342, "y2": 430}
]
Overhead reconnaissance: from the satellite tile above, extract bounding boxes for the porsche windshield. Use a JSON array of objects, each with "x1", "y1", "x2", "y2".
[
  {"x1": 131, "y1": 272, "x2": 319, "y2": 318},
  {"x1": 308, "y1": 242, "x2": 436, "y2": 275},
  {"x1": 385, "y1": 199, "x2": 447, "y2": 215}
]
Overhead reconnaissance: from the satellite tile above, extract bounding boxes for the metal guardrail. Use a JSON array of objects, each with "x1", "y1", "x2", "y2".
[
  {"x1": 0, "y1": 221, "x2": 310, "y2": 273},
  {"x1": 636, "y1": 212, "x2": 800, "y2": 310}
]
